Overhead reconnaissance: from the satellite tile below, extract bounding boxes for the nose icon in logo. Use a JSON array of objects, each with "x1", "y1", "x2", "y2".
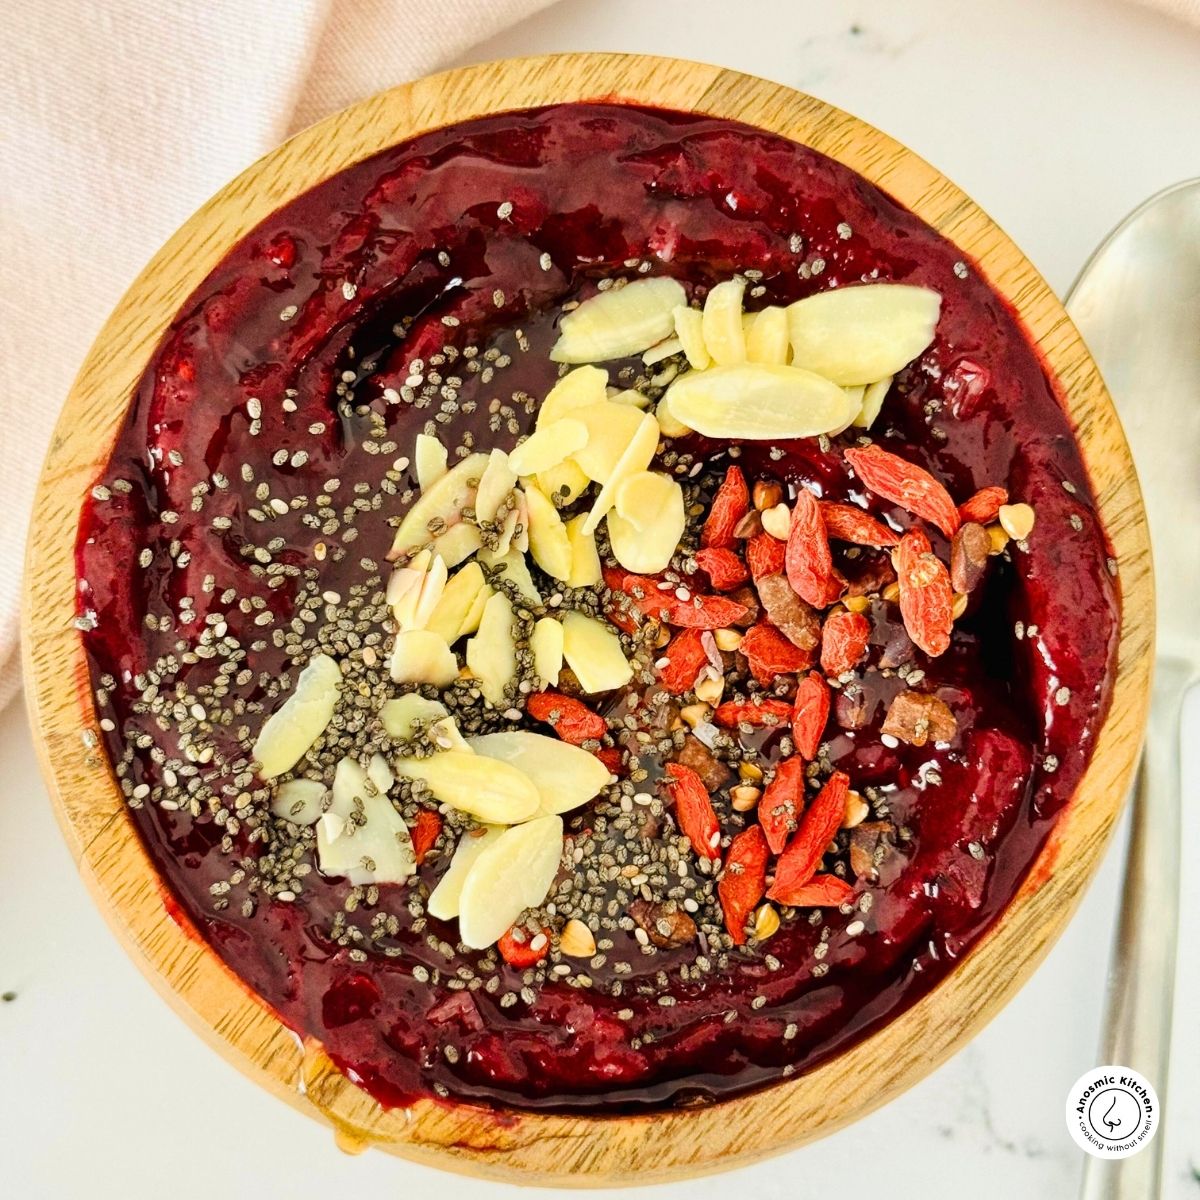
[{"x1": 1087, "y1": 1088, "x2": 1139, "y2": 1141}]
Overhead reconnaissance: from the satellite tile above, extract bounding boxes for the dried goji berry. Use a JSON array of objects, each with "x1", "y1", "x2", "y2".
[
  {"x1": 776, "y1": 873, "x2": 854, "y2": 908},
  {"x1": 820, "y1": 608, "x2": 871, "y2": 677},
  {"x1": 701, "y1": 465, "x2": 749, "y2": 549},
  {"x1": 958, "y1": 484, "x2": 1008, "y2": 526},
  {"x1": 819, "y1": 501, "x2": 900, "y2": 547},
  {"x1": 410, "y1": 809, "x2": 442, "y2": 865},
  {"x1": 791, "y1": 670, "x2": 831, "y2": 760},
  {"x1": 663, "y1": 762, "x2": 721, "y2": 860},
  {"x1": 694, "y1": 546, "x2": 749, "y2": 591},
  {"x1": 713, "y1": 698, "x2": 793, "y2": 729},
  {"x1": 845, "y1": 444, "x2": 960, "y2": 537},
  {"x1": 657, "y1": 628, "x2": 709, "y2": 695},
  {"x1": 768, "y1": 770, "x2": 850, "y2": 901},
  {"x1": 747, "y1": 531, "x2": 787, "y2": 580},
  {"x1": 785, "y1": 489, "x2": 834, "y2": 608},
  {"x1": 718, "y1": 825, "x2": 769, "y2": 945},
  {"x1": 741, "y1": 620, "x2": 815, "y2": 684},
  {"x1": 526, "y1": 691, "x2": 607, "y2": 744},
  {"x1": 896, "y1": 528, "x2": 954, "y2": 657},
  {"x1": 593, "y1": 746, "x2": 624, "y2": 776},
  {"x1": 497, "y1": 926, "x2": 551, "y2": 968},
  {"x1": 759, "y1": 756, "x2": 806, "y2": 854},
  {"x1": 612, "y1": 570, "x2": 750, "y2": 629}
]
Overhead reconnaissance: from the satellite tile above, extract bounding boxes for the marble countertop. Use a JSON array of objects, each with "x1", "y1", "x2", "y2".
[{"x1": 3, "y1": 1, "x2": 1199, "y2": 1196}]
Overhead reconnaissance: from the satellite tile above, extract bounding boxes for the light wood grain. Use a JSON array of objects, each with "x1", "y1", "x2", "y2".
[{"x1": 22, "y1": 53, "x2": 1153, "y2": 1185}]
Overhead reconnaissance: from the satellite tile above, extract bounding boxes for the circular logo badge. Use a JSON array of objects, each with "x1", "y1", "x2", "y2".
[{"x1": 1065, "y1": 1066, "x2": 1159, "y2": 1158}]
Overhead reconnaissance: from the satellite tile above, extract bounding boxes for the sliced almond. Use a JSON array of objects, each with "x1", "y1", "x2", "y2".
[
  {"x1": 393, "y1": 750, "x2": 541, "y2": 824},
  {"x1": 317, "y1": 756, "x2": 416, "y2": 886},
  {"x1": 744, "y1": 305, "x2": 790, "y2": 365},
  {"x1": 427, "y1": 825, "x2": 505, "y2": 920},
  {"x1": 786, "y1": 284, "x2": 942, "y2": 386},
  {"x1": 550, "y1": 277, "x2": 686, "y2": 364},
  {"x1": 609, "y1": 473, "x2": 684, "y2": 573},
  {"x1": 560, "y1": 515, "x2": 599, "y2": 588},
  {"x1": 854, "y1": 375, "x2": 893, "y2": 429},
  {"x1": 524, "y1": 484, "x2": 574, "y2": 581},
  {"x1": 477, "y1": 547, "x2": 542, "y2": 606},
  {"x1": 530, "y1": 616, "x2": 564, "y2": 686},
  {"x1": 389, "y1": 629, "x2": 459, "y2": 687},
  {"x1": 538, "y1": 365, "x2": 608, "y2": 427},
  {"x1": 379, "y1": 693, "x2": 470, "y2": 751},
  {"x1": 387, "y1": 548, "x2": 447, "y2": 632},
  {"x1": 561, "y1": 611, "x2": 633, "y2": 693},
  {"x1": 424, "y1": 561, "x2": 489, "y2": 644},
  {"x1": 642, "y1": 337, "x2": 684, "y2": 366},
  {"x1": 388, "y1": 451, "x2": 488, "y2": 560},
  {"x1": 608, "y1": 387, "x2": 653, "y2": 409},
  {"x1": 581, "y1": 410, "x2": 660, "y2": 535},
  {"x1": 253, "y1": 652, "x2": 341, "y2": 779},
  {"x1": 367, "y1": 751, "x2": 394, "y2": 795},
  {"x1": 456, "y1": 815, "x2": 564, "y2": 948},
  {"x1": 475, "y1": 448, "x2": 518, "y2": 524},
  {"x1": 509, "y1": 418, "x2": 589, "y2": 477},
  {"x1": 431, "y1": 521, "x2": 483, "y2": 568},
  {"x1": 469, "y1": 731, "x2": 611, "y2": 814},
  {"x1": 465, "y1": 591, "x2": 517, "y2": 706},
  {"x1": 571, "y1": 401, "x2": 651, "y2": 484},
  {"x1": 270, "y1": 778, "x2": 327, "y2": 826},
  {"x1": 414, "y1": 433, "x2": 448, "y2": 492},
  {"x1": 537, "y1": 457, "x2": 591, "y2": 505},
  {"x1": 665, "y1": 363, "x2": 858, "y2": 440},
  {"x1": 702, "y1": 278, "x2": 747, "y2": 366},
  {"x1": 654, "y1": 391, "x2": 692, "y2": 438},
  {"x1": 673, "y1": 305, "x2": 711, "y2": 370}
]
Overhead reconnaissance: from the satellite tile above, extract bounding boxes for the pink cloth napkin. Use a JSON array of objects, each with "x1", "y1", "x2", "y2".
[{"x1": 0, "y1": 0, "x2": 558, "y2": 711}]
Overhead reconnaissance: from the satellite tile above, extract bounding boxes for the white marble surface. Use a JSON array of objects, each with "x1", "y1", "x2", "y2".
[{"x1": 3, "y1": 1, "x2": 1199, "y2": 1196}]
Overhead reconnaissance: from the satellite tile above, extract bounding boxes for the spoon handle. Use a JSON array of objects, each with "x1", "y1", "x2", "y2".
[{"x1": 1079, "y1": 659, "x2": 1187, "y2": 1200}]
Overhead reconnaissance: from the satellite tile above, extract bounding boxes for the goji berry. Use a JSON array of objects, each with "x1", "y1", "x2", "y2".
[
  {"x1": 746, "y1": 531, "x2": 787, "y2": 580},
  {"x1": 896, "y1": 528, "x2": 954, "y2": 657},
  {"x1": 593, "y1": 746, "x2": 624, "y2": 776},
  {"x1": 497, "y1": 926, "x2": 551, "y2": 968},
  {"x1": 694, "y1": 546, "x2": 749, "y2": 591},
  {"x1": 410, "y1": 809, "x2": 442, "y2": 865},
  {"x1": 791, "y1": 671, "x2": 831, "y2": 760},
  {"x1": 820, "y1": 608, "x2": 871, "y2": 677},
  {"x1": 785, "y1": 489, "x2": 834, "y2": 608},
  {"x1": 526, "y1": 691, "x2": 607, "y2": 744},
  {"x1": 718, "y1": 825, "x2": 769, "y2": 945},
  {"x1": 845, "y1": 444, "x2": 960, "y2": 537},
  {"x1": 958, "y1": 484, "x2": 1008, "y2": 526},
  {"x1": 610, "y1": 569, "x2": 750, "y2": 629},
  {"x1": 759, "y1": 756, "x2": 806, "y2": 853},
  {"x1": 741, "y1": 620, "x2": 815, "y2": 684},
  {"x1": 663, "y1": 762, "x2": 721, "y2": 860},
  {"x1": 701, "y1": 465, "x2": 749, "y2": 549},
  {"x1": 775, "y1": 873, "x2": 854, "y2": 908},
  {"x1": 657, "y1": 628, "x2": 709, "y2": 695},
  {"x1": 713, "y1": 698, "x2": 793, "y2": 729},
  {"x1": 819, "y1": 501, "x2": 900, "y2": 547},
  {"x1": 768, "y1": 770, "x2": 850, "y2": 901}
]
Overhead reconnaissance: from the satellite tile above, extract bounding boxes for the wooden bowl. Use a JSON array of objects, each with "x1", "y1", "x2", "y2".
[{"x1": 23, "y1": 53, "x2": 1152, "y2": 1185}]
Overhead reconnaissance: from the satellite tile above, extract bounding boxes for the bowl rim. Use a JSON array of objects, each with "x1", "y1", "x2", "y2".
[{"x1": 22, "y1": 50, "x2": 1153, "y2": 1186}]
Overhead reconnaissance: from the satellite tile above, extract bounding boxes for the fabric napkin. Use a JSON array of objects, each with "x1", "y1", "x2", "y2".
[
  {"x1": 0, "y1": 0, "x2": 557, "y2": 712},
  {"x1": 1, "y1": 0, "x2": 1198, "y2": 713}
]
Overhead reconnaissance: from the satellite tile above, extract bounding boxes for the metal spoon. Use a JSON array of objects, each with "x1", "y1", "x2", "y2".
[{"x1": 1068, "y1": 179, "x2": 1200, "y2": 1199}]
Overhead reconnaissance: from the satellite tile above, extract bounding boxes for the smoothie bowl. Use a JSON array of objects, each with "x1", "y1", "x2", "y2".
[{"x1": 24, "y1": 54, "x2": 1152, "y2": 1183}]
